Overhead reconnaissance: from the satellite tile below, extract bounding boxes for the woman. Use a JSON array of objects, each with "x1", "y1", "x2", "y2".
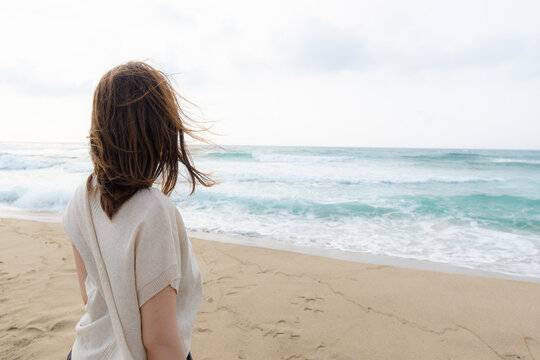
[{"x1": 62, "y1": 61, "x2": 218, "y2": 359}]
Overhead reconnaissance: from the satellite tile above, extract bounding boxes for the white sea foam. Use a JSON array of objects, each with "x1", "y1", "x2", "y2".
[
  {"x1": 11, "y1": 186, "x2": 73, "y2": 212},
  {"x1": 63, "y1": 161, "x2": 93, "y2": 173},
  {"x1": 491, "y1": 158, "x2": 540, "y2": 165}
]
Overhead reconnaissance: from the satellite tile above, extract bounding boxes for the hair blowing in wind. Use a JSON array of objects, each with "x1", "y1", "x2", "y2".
[{"x1": 87, "y1": 61, "x2": 219, "y2": 220}]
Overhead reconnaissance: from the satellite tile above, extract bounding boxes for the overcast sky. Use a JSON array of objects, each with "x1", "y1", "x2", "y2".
[{"x1": 0, "y1": 0, "x2": 539, "y2": 149}]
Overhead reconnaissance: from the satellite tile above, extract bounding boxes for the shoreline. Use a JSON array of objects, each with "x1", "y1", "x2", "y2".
[
  {"x1": 1, "y1": 209, "x2": 539, "y2": 285},
  {"x1": 1, "y1": 216, "x2": 540, "y2": 359},
  {"x1": 190, "y1": 229, "x2": 540, "y2": 285}
]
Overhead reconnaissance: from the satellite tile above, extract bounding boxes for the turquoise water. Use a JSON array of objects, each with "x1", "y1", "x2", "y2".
[{"x1": 1, "y1": 142, "x2": 539, "y2": 278}]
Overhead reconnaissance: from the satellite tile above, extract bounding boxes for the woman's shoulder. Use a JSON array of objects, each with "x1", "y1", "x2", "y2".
[
  {"x1": 132, "y1": 186, "x2": 177, "y2": 216},
  {"x1": 75, "y1": 174, "x2": 178, "y2": 222}
]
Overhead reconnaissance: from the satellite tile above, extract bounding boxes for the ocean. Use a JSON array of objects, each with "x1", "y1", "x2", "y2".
[{"x1": 1, "y1": 141, "x2": 539, "y2": 279}]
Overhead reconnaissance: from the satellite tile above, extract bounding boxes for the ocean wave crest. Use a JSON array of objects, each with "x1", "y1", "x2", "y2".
[
  {"x1": 491, "y1": 158, "x2": 540, "y2": 166},
  {"x1": 0, "y1": 154, "x2": 61, "y2": 170}
]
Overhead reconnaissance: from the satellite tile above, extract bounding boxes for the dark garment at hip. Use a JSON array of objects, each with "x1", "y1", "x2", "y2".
[{"x1": 66, "y1": 349, "x2": 193, "y2": 359}]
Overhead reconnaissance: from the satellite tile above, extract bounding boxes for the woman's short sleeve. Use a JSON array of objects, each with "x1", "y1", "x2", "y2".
[{"x1": 134, "y1": 201, "x2": 181, "y2": 308}]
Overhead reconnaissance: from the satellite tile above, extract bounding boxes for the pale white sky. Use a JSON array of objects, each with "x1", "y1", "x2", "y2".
[{"x1": 0, "y1": 0, "x2": 539, "y2": 149}]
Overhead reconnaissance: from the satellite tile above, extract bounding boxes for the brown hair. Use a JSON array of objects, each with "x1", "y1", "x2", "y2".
[{"x1": 86, "y1": 61, "x2": 219, "y2": 220}]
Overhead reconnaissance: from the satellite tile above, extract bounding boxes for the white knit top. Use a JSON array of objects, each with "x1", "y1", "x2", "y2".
[{"x1": 62, "y1": 174, "x2": 203, "y2": 359}]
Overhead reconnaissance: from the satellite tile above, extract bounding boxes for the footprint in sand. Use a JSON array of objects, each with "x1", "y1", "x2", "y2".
[
  {"x1": 262, "y1": 319, "x2": 301, "y2": 341},
  {"x1": 194, "y1": 326, "x2": 212, "y2": 334},
  {"x1": 49, "y1": 319, "x2": 71, "y2": 332},
  {"x1": 290, "y1": 295, "x2": 325, "y2": 314}
]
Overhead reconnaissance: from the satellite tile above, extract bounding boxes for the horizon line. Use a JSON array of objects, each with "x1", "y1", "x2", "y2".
[{"x1": 0, "y1": 139, "x2": 538, "y2": 152}]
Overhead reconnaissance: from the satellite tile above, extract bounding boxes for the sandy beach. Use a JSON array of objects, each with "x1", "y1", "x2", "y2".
[{"x1": 1, "y1": 217, "x2": 539, "y2": 360}]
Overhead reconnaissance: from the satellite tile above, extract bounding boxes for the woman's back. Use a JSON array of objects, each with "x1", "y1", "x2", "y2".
[{"x1": 62, "y1": 173, "x2": 203, "y2": 359}]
